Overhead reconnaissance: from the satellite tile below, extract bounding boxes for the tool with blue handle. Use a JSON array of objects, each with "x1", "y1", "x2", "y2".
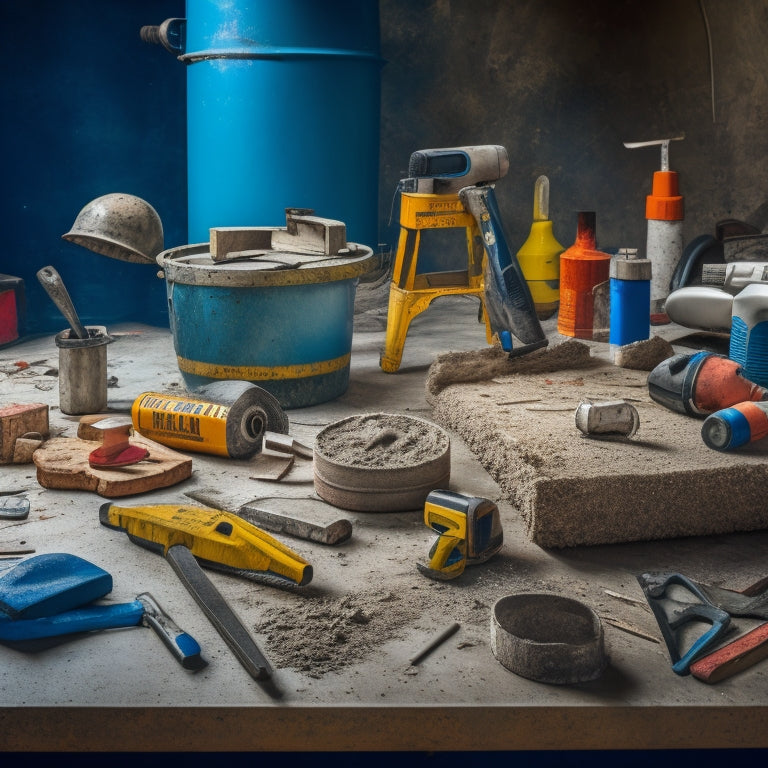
[
  {"x1": 0, "y1": 553, "x2": 206, "y2": 671},
  {"x1": 637, "y1": 571, "x2": 731, "y2": 675},
  {"x1": 459, "y1": 184, "x2": 549, "y2": 357}
]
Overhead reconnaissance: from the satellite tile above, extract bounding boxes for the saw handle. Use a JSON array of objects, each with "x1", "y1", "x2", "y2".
[
  {"x1": 669, "y1": 604, "x2": 732, "y2": 676},
  {"x1": 638, "y1": 572, "x2": 731, "y2": 676}
]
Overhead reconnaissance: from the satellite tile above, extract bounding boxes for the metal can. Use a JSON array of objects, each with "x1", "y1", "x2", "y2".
[{"x1": 575, "y1": 400, "x2": 640, "y2": 438}]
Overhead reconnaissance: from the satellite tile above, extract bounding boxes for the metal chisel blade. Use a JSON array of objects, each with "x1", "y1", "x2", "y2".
[{"x1": 165, "y1": 544, "x2": 275, "y2": 685}]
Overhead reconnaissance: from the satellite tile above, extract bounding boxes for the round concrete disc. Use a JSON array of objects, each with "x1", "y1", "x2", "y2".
[
  {"x1": 490, "y1": 593, "x2": 608, "y2": 684},
  {"x1": 313, "y1": 412, "x2": 451, "y2": 512}
]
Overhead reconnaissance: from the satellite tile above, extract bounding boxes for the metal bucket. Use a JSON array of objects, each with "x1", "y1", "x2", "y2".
[
  {"x1": 156, "y1": 243, "x2": 376, "y2": 409},
  {"x1": 182, "y1": 0, "x2": 383, "y2": 248},
  {"x1": 54, "y1": 326, "x2": 112, "y2": 415}
]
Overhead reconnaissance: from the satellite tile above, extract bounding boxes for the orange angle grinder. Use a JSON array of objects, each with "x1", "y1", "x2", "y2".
[{"x1": 647, "y1": 351, "x2": 768, "y2": 417}]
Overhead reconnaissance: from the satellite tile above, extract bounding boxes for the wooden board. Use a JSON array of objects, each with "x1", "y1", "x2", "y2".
[
  {"x1": 32, "y1": 435, "x2": 192, "y2": 498},
  {"x1": 209, "y1": 226, "x2": 273, "y2": 261}
]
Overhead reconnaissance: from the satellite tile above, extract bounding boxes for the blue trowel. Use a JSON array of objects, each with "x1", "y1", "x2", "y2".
[{"x1": 0, "y1": 552, "x2": 206, "y2": 670}]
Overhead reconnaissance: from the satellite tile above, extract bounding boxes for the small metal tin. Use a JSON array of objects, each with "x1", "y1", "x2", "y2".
[
  {"x1": 54, "y1": 325, "x2": 112, "y2": 415},
  {"x1": 0, "y1": 496, "x2": 30, "y2": 520},
  {"x1": 575, "y1": 399, "x2": 640, "y2": 438}
]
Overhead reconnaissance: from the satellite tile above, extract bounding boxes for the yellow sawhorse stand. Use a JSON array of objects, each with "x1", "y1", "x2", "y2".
[{"x1": 380, "y1": 192, "x2": 493, "y2": 373}]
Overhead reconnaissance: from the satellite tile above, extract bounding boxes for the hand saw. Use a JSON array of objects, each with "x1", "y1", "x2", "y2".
[
  {"x1": 637, "y1": 571, "x2": 731, "y2": 675},
  {"x1": 99, "y1": 502, "x2": 312, "y2": 588}
]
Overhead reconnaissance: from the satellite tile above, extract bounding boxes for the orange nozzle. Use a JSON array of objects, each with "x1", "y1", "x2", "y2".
[{"x1": 646, "y1": 171, "x2": 683, "y2": 221}]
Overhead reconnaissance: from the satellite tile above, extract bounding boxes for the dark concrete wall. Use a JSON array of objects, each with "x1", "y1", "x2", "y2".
[{"x1": 378, "y1": 0, "x2": 768, "y2": 261}]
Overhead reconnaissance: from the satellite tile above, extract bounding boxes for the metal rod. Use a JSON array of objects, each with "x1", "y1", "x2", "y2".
[{"x1": 409, "y1": 621, "x2": 460, "y2": 666}]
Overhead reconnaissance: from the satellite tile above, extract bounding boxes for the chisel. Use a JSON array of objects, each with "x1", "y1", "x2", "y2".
[{"x1": 165, "y1": 543, "x2": 274, "y2": 683}]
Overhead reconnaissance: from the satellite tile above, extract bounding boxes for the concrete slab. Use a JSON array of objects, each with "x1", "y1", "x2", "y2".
[{"x1": 429, "y1": 339, "x2": 768, "y2": 548}]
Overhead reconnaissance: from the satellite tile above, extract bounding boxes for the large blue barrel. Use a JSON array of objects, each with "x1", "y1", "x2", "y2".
[{"x1": 183, "y1": 0, "x2": 382, "y2": 249}]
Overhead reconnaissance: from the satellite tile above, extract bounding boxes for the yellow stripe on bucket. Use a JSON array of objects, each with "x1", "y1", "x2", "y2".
[{"x1": 177, "y1": 352, "x2": 351, "y2": 381}]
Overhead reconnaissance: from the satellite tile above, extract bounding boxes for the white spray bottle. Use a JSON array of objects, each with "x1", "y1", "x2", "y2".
[{"x1": 624, "y1": 134, "x2": 685, "y2": 325}]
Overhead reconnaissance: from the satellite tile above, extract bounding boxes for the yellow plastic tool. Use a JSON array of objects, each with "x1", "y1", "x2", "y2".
[
  {"x1": 99, "y1": 502, "x2": 312, "y2": 587},
  {"x1": 515, "y1": 175, "x2": 564, "y2": 320},
  {"x1": 417, "y1": 489, "x2": 503, "y2": 581},
  {"x1": 417, "y1": 507, "x2": 468, "y2": 580}
]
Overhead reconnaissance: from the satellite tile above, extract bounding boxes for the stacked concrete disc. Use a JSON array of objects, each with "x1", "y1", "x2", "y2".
[{"x1": 313, "y1": 412, "x2": 451, "y2": 512}]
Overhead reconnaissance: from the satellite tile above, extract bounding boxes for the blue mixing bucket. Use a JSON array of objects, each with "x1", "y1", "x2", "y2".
[{"x1": 156, "y1": 242, "x2": 376, "y2": 408}]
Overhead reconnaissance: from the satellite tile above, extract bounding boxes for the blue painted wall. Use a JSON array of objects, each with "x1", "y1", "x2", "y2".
[{"x1": 0, "y1": 1, "x2": 187, "y2": 334}]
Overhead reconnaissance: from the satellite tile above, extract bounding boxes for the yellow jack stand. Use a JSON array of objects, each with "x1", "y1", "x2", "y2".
[{"x1": 380, "y1": 192, "x2": 493, "y2": 372}]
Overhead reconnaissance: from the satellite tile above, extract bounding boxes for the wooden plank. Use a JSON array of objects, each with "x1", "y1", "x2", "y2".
[
  {"x1": 33, "y1": 436, "x2": 192, "y2": 498},
  {"x1": 271, "y1": 214, "x2": 346, "y2": 255},
  {"x1": 209, "y1": 227, "x2": 273, "y2": 262},
  {"x1": 690, "y1": 622, "x2": 768, "y2": 683}
]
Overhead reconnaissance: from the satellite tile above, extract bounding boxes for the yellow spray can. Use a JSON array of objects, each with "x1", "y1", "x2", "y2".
[
  {"x1": 516, "y1": 175, "x2": 564, "y2": 320},
  {"x1": 131, "y1": 380, "x2": 288, "y2": 459}
]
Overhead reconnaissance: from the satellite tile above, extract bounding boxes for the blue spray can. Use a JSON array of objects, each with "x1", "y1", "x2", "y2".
[{"x1": 609, "y1": 248, "x2": 651, "y2": 353}]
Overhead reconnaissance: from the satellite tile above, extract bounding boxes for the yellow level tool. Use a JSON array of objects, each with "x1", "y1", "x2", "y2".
[{"x1": 99, "y1": 502, "x2": 312, "y2": 588}]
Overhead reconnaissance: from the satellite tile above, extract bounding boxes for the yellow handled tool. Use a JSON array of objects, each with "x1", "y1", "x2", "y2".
[{"x1": 99, "y1": 502, "x2": 312, "y2": 588}]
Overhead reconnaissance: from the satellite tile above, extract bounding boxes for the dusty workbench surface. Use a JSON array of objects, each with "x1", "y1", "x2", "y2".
[{"x1": 1, "y1": 289, "x2": 767, "y2": 752}]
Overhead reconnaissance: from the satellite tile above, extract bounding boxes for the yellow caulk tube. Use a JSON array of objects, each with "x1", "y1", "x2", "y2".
[
  {"x1": 131, "y1": 380, "x2": 289, "y2": 458},
  {"x1": 516, "y1": 175, "x2": 565, "y2": 320}
]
